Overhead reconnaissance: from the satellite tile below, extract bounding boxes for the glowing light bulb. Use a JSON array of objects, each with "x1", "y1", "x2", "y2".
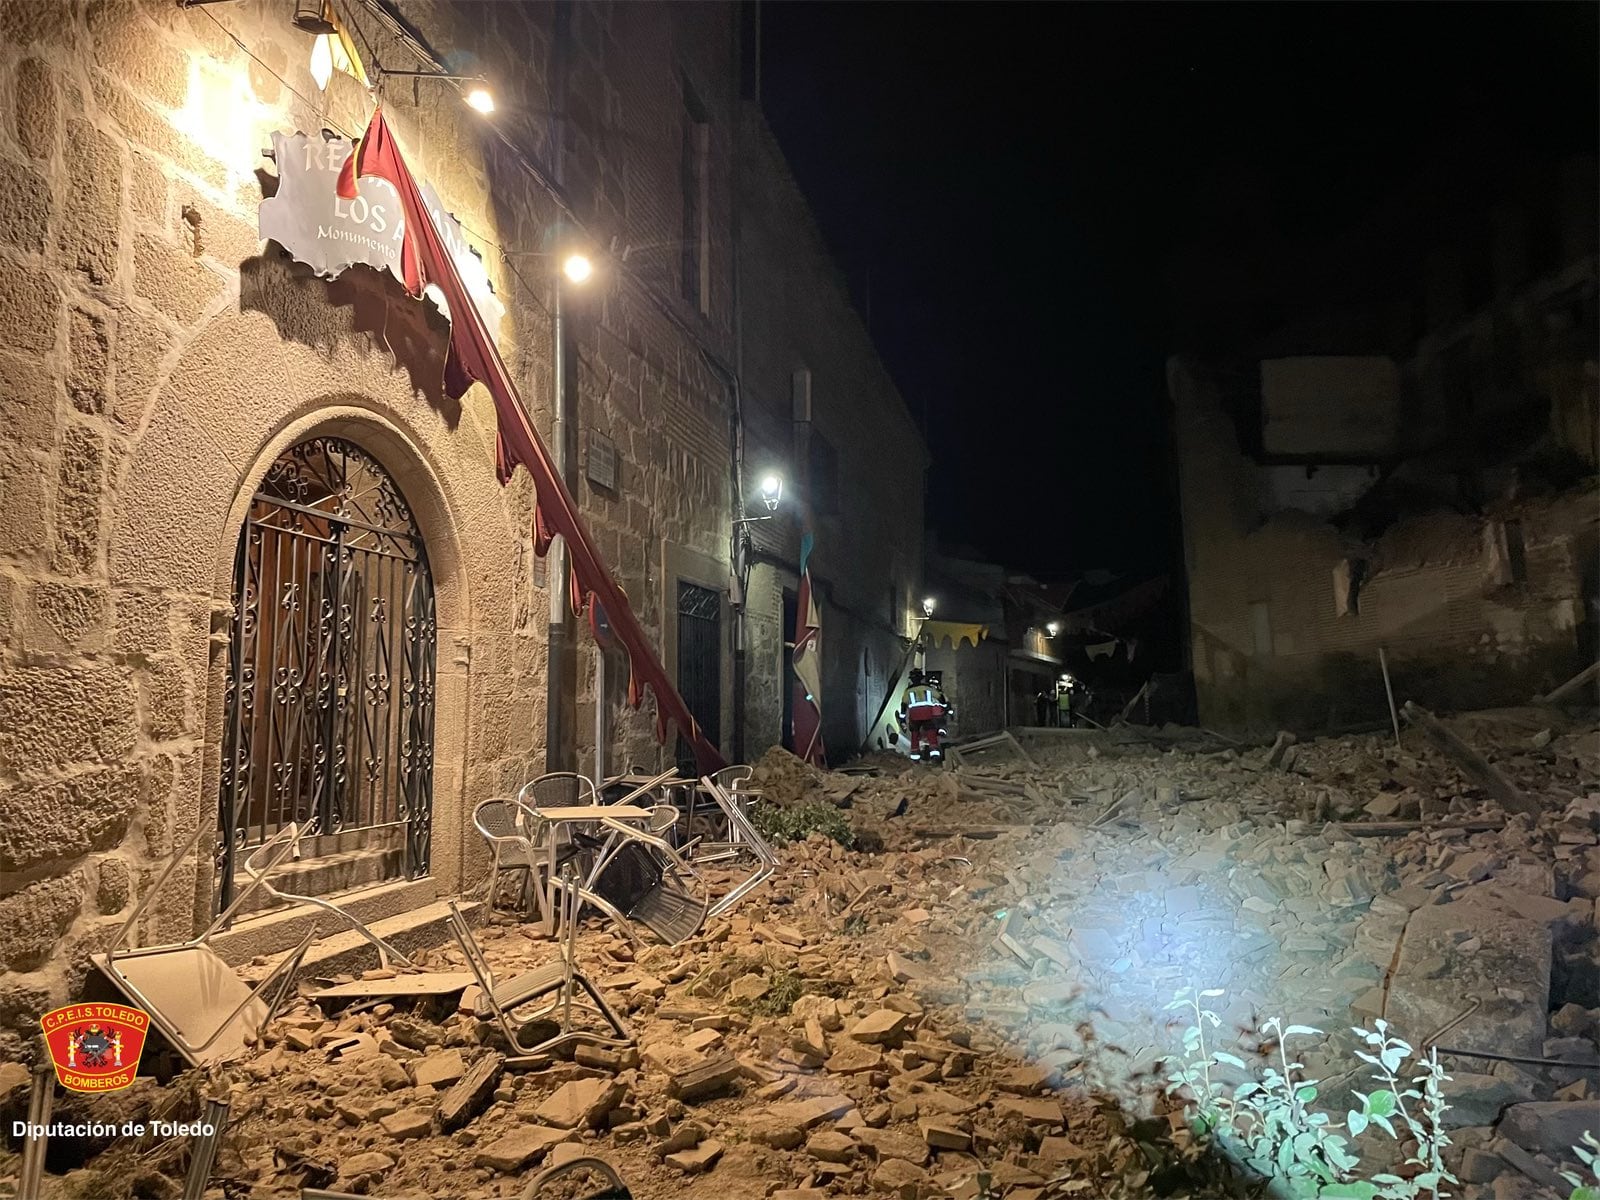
[
  {"x1": 562, "y1": 253, "x2": 593, "y2": 284},
  {"x1": 465, "y1": 87, "x2": 494, "y2": 115},
  {"x1": 310, "y1": 34, "x2": 333, "y2": 91}
]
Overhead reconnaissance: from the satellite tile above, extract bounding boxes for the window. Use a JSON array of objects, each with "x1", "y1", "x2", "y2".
[
  {"x1": 808, "y1": 430, "x2": 839, "y2": 516},
  {"x1": 1249, "y1": 601, "x2": 1273, "y2": 657},
  {"x1": 680, "y1": 81, "x2": 710, "y2": 314}
]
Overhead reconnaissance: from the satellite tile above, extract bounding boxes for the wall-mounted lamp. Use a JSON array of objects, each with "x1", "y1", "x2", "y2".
[
  {"x1": 758, "y1": 473, "x2": 783, "y2": 512},
  {"x1": 562, "y1": 252, "x2": 593, "y2": 284},
  {"x1": 922, "y1": 597, "x2": 937, "y2": 618},
  {"x1": 1047, "y1": 621, "x2": 1060, "y2": 636},
  {"x1": 379, "y1": 69, "x2": 495, "y2": 115}
]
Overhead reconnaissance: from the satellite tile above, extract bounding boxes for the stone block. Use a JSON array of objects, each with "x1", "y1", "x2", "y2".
[
  {"x1": 111, "y1": 306, "x2": 171, "y2": 427},
  {"x1": 96, "y1": 857, "x2": 131, "y2": 914},
  {"x1": 1498, "y1": 1101, "x2": 1592, "y2": 1159},
  {"x1": 0, "y1": 156, "x2": 51, "y2": 253},
  {"x1": 0, "y1": 444, "x2": 50, "y2": 559},
  {"x1": 90, "y1": 12, "x2": 189, "y2": 109},
  {"x1": 67, "y1": 306, "x2": 112, "y2": 415},
  {"x1": 473, "y1": 1124, "x2": 571, "y2": 1171},
  {"x1": 15, "y1": 57, "x2": 57, "y2": 159},
  {"x1": 130, "y1": 153, "x2": 166, "y2": 225},
  {"x1": 0, "y1": 0, "x2": 78, "y2": 46},
  {"x1": 0, "y1": 256, "x2": 59, "y2": 355},
  {"x1": 535, "y1": 1077, "x2": 623, "y2": 1129},
  {"x1": 139, "y1": 654, "x2": 192, "y2": 739},
  {"x1": 1387, "y1": 901, "x2": 1551, "y2": 1058},
  {"x1": 134, "y1": 234, "x2": 224, "y2": 325},
  {"x1": 52, "y1": 423, "x2": 107, "y2": 574},
  {"x1": 26, "y1": 581, "x2": 109, "y2": 652},
  {"x1": 0, "y1": 762, "x2": 141, "y2": 875},
  {"x1": 0, "y1": 871, "x2": 84, "y2": 971},
  {"x1": 0, "y1": 349, "x2": 59, "y2": 453},
  {"x1": 57, "y1": 119, "x2": 123, "y2": 284},
  {"x1": 0, "y1": 660, "x2": 136, "y2": 777}
]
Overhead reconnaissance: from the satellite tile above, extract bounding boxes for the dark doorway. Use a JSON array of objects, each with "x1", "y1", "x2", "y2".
[
  {"x1": 675, "y1": 580, "x2": 722, "y2": 773},
  {"x1": 781, "y1": 588, "x2": 797, "y2": 751}
]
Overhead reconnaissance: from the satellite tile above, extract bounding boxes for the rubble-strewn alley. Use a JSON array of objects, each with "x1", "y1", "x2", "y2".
[{"x1": 4, "y1": 710, "x2": 1597, "y2": 1200}]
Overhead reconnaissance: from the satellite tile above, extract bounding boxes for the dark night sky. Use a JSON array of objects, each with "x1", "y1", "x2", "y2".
[{"x1": 759, "y1": 3, "x2": 1599, "y2": 579}]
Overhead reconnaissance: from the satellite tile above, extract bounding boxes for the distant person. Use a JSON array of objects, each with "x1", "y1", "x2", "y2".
[
  {"x1": 1035, "y1": 687, "x2": 1052, "y2": 726},
  {"x1": 1057, "y1": 681, "x2": 1075, "y2": 728}
]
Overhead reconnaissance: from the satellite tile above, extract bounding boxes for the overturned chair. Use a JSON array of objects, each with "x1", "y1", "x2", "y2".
[
  {"x1": 448, "y1": 865, "x2": 632, "y2": 1058},
  {"x1": 696, "y1": 773, "x2": 778, "y2": 920},
  {"x1": 92, "y1": 819, "x2": 415, "y2": 1067},
  {"x1": 91, "y1": 824, "x2": 312, "y2": 1067}
]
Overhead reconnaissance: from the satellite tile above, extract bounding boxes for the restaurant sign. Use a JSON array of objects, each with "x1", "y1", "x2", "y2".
[{"x1": 259, "y1": 131, "x2": 505, "y2": 340}]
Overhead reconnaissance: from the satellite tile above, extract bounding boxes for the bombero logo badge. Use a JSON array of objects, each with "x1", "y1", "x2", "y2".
[{"x1": 40, "y1": 1004, "x2": 149, "y2": 1092}]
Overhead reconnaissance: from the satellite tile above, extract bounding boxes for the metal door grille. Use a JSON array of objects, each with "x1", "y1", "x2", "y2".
[{"x1": 216, "y1": 437, "x2": 436, "y2": 911}]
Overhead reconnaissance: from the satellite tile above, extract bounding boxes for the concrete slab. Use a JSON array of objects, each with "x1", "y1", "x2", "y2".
[{"x1": 1386, "y1": 901, "x2": 1550, "y2": 1058}]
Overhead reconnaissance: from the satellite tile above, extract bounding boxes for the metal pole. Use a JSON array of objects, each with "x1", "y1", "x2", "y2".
[
  {"x1": 181, "y1": 1099, "x2": 230, "y2": 1200},
  {"x1": 546, "y1": 274, "x2": 572, "y2": 773},
  {"x1": 1379, "y1": 646, "x2": 1401, "y2": 747},
  {"x1": 20, "y1": 1066, "x2": 53, "y2": 1200},
  {"x1": 592, "y1": 644, "x2": 606, "y2": 788}
]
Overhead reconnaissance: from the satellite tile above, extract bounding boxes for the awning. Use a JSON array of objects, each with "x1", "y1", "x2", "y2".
[
  {"x1": 922, "y1": 620, "x2": 988, "y2": 650},
  {"x1": 339, "y1": 109, "x2": 725, "y2": 773}
]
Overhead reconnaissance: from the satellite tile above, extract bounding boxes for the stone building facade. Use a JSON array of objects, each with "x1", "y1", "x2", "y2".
[
  {"x1": 1171, "y1": 154, "x2": 1598, "y2": 733},
  {"x1": 0, "y1": 0, "x2": 919, "y2": 1056},
  {"x1": 735, "y1": 110, "x2": 928, "y2": 761}
]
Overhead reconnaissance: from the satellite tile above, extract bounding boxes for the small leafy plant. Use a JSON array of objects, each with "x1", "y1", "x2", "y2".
[
  {"x1": 749, "y1": 800, "x2": 856, "y2": 848},
  {"x1": 1163, "y1": 987, "x2": 1459, "y2": 1199},
  {"x1": 1563, "y1": 1131, "x2": 1600, "y2": 1200}
]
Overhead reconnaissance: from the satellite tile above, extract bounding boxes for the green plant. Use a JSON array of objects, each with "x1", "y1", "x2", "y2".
[
  {"x1": 734, "y1": 968, "x2": 807, "y2": 1017},
  {"x1": 749, "y1": 801, "x2": 855, "y2": 848},
  {"x1": 1345, "y1": 1020, "x2": 1457, "y2": 1198},
  {"x1": 1562, "y1": 1131, "x2": 1599, "y2": 1200},
  {"x1": 1163, "y1": 988, "x2": 1459, "y2": 1200}
]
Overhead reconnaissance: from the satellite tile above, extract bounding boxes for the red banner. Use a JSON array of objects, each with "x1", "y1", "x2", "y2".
[{"x1": 339, "y1": 109, "x2": 725, "y2": 773}]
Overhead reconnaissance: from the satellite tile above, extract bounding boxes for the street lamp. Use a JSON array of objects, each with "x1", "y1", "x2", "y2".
[
  {"x1": 1047, "y1": 621, "x2": 1060, "y2": 636},
  {"x1": 465, "y1": 87, "x2": 495, "y2": 114},
  {"x1": 562, "y1": 252, "x2": 593, "y2": 284},
  {"x1": 922, "y1": 597, "x2": 937, "y2": 618},
  {"x1": 758, "y1": 473, "x2": 783, "y2": 512},
  {"x1": 545, "y1": 241, "x2": 593, "y2": 772}
]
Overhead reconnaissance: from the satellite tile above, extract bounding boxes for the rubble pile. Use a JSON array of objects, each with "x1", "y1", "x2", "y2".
[{"x1": 12, "y1": 709, "x2": 1597, "y2": 1200}]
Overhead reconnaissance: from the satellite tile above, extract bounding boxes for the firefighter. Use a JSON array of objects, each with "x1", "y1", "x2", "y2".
[
  {"x1": 899, "y1": 668, "x2": 950, "y2": 762},
  {"x1": 1057, "y1": 676, "x2": 1076, "y2": 728}
]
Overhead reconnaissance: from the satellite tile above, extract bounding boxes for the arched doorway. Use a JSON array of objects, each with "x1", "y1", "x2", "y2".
[{"x1": 215, "y1": 435, "x2": 436, "y2": 912}]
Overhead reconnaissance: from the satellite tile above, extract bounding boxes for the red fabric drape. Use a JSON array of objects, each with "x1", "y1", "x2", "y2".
[{"x1": 339, "y1": 109, "x2": 725, "y2": 773}]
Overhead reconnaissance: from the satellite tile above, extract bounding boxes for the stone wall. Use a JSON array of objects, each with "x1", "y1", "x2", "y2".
[
  {"x1": 0, "y1": 0, "x2": 741, "y2": 1058},
  {"x1": 1172, "y1": 352, "x2": 1597, "y2": 734},
  {"x1": 736, "y1": 109, "x2": 928, "y2": 759}
]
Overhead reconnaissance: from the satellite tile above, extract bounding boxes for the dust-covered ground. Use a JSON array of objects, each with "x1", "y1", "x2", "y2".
[{"x1": 4, "y1": 708, "x2": 1595, "y2": 1200}]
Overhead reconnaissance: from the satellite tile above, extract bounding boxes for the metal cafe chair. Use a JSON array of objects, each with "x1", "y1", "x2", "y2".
[
  {"x1": 473, "y1": 796, "x2": 547, "y2": 923},
  {"x1": 91, "y1": 823, "x2": 314, "y2": 1067},
  {"x1": 240, "y1": 818, "x2": 414, "y2": 970},
  {"x1": 447, "y1": 866, "x2": 632, "y2": 1057},
  {"x1": 698, "y1": 774, "x2": 778, "y2": 919}
]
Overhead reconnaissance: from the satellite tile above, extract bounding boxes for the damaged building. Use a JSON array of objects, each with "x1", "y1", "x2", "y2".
[
  {"x1": 1171, "y1": 143, "x2": 1599, "y2": 733},
  {"x1": 0, "y1": 0, "x2": 923, "y2": 1046}
]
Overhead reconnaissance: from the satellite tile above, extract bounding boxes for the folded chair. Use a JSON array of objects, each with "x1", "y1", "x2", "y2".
[
  {"x1": 447, "y1": 868, "x2": 632, "y2": 1057},
  {"x1": 697, "y1": 774, "x2": 778, "y2": 919},
  {"x1": 567, "y1": 821, "x2": 712, "y2": 947},
  {"x1": 92, "y1": 823, "x2": 315, "y2": 1067}
]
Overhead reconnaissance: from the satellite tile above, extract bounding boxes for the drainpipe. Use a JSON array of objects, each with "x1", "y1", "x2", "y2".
[{"x1": 544, "y1": 0, "x2": 576, "y2": 772}]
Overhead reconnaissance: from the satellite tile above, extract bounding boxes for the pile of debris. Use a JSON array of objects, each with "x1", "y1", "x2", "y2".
[{"x1": 5, "y1": 706, "x2": 1595, "y2": 1200}]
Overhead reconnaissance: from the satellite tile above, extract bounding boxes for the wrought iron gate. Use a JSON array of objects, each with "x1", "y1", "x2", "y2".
[
  {"x1": 675, "y1": 581, "x2": 721, "y2": 774},
  {"x1": 216, "y1": 437, "x2": 436, "y2": 912}
]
